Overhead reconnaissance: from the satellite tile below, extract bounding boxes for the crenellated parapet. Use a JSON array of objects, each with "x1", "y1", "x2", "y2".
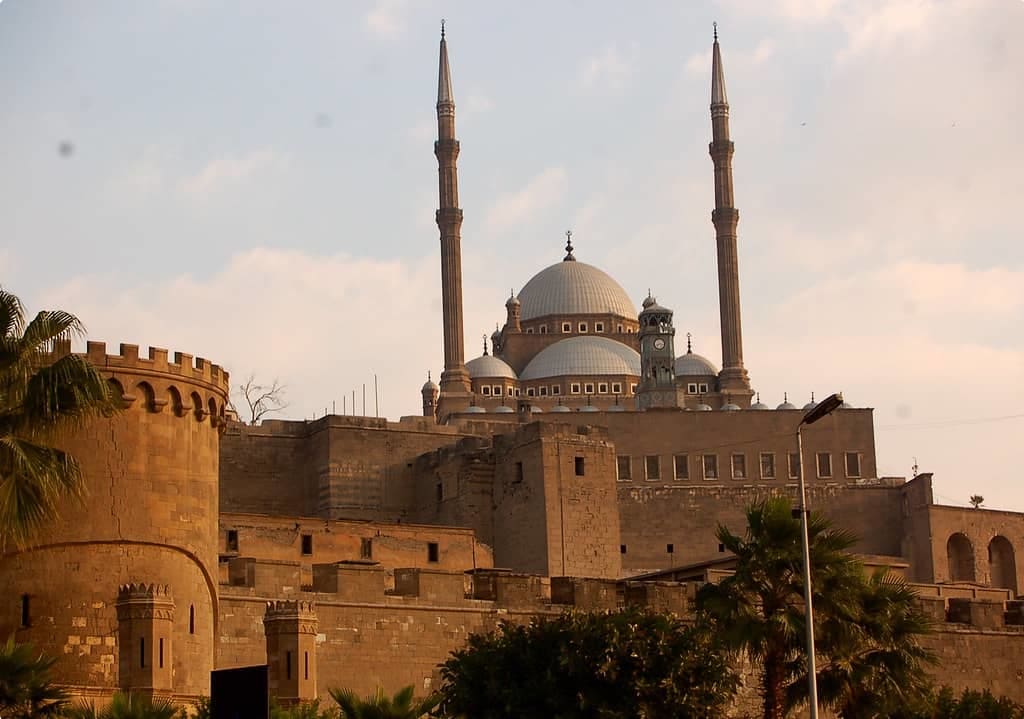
[
  {"x1": 115, "y1": 583, "x2": 175, "y2": 622},
  {"x1": 264, "y1": 600, "x2": 319, "y2": 636},
  {"x1": 46, "y1": 338, "x2": 230, "y2": 425}
]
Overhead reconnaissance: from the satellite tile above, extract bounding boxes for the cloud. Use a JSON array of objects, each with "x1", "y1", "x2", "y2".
[
  {"x1": 364, "y1": 0, "x2": 409, "y2": 39},
  {"x1": 180, "y1": 150, "x2": 285, "y2": 198},
  {"x1": 580, "y1": 45, "x2": 631, "y2": 91},
  {"x1": 40, "y1": 250, "x2": 442, "y2": 419},
  {"x1": 483, "y1": 167, "x2": 568, "y2": 234},
  {"x1": 464, "y1": 94, "x2": 495, "y2": 114}
]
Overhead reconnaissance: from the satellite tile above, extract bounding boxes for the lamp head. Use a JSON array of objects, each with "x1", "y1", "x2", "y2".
[{"x1": 800, "y1": 392, "x2": 844, "y2": 426}]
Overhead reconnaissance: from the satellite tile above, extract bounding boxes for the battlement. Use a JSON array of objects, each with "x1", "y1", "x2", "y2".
[
  {"x1": 117, "y1": 582, "x2": 173, "y2": 601},
  {"x1": 265, "y1": 599, "x2": 317, "y2": 616},
  {"x1": 48, "y1": 338, "x2": 230, "y2": 395}
]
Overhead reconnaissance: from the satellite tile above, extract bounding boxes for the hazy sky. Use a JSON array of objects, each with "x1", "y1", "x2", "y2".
[{"x1": 2, "y1": 1, "x2": 1022, "y2": 511}]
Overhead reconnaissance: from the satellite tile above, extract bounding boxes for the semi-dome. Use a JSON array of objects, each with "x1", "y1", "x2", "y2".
[
  {"x1": 517, "y1": 261, "x2": 636, "y2": 321},
  {"x1": 520, "y1": 336, "x2": 641, "y2": 381},
  {"x1": 674, "y1": 351, "x2": 719, "y2": 376},
  {"x1": 466, "y1": 354, "x2": 518, "y2": 380}
]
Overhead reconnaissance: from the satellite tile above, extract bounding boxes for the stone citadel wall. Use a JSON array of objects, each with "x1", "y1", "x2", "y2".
[
  {"x1": 0, "y1": 341, "x2": 229, "y2": 700},
  {"x1": 218, "y1": 560, "x2": 1024, "y2": 711}
]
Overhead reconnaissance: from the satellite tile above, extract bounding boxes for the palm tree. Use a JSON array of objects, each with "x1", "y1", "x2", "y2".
[
  {"x1": 804, "y1": 570, "x2": 936, "y2": 718},
  {"x1": 330, "y1": 685, "x2": 439, "y2": 719},
  {"x1": 696, "y1": 497, "x2": 864, "y2": 719},
  {"x1": 0, "y1": 635, "x2": 69, "y2": 717},
  {"x1": 0, "y1": 288, "x2": 118, "y2": 548},
  {"x1": 62, "y1": 692, "x2": 181, "y2": 719}
]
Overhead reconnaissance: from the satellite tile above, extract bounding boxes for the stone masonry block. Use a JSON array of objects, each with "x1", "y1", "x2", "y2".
[
  {"x1": 947, "y1": 598, "x2": 1005, "y2": 630},
  {"x1": 551, "y1": 577, "x2": 618, "y2": 610},
  {"x1": 912, "y1": 596, "x2": 947, "y2": 625},
  {"x1": 624, "y1": 581, "x2": 693, "y2": 616},
  {"x1": 312, "y1": 562, "x2": 385, "y2": 601},
  {"x1": 394, "y1": 568, "x2": 465, "y2": 604},
  {"x1": 1006, "y1": 600, "x2": 1024, "y2": 626}
]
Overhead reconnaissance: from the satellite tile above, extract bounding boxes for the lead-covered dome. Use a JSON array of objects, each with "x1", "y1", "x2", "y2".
[
  {"x1": 674, "y1": 351, "x2": 719, "y2": 376},
  {"x1": 466, "y1": 354, "x2": 517, "y2": 380},
  {"x1": 520, "y1": 336, "x2": 641, "y2": 380},
  {"x1": 518, "y1": 261, "x2": 636, "y2": 321}
]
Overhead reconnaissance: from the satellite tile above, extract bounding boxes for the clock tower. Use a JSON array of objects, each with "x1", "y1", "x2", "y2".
[{"x1": 636, "y1": 294, "x2": 684, "y2": 410}]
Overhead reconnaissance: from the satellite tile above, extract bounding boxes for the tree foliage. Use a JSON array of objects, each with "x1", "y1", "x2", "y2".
[
  {"x1": 0, "y1": 288, "x2": 120, "y2": 548},
  {"x1": 329, "y1": 685, "x2": 436, "y2": 719},
  {"x1": 62, "y1": 692, "x2": 180, "y2": 719},
  {"x1": 435, "y1": 607, "x2": 737, "y2": 719},
  {"x1": 271, "y1": 698, "x2": 340, "y2": 719},
  {"x1": 887, "y1": 686, "x2": 1024, "y2": 719},
  {"x1": 697, "y1": 497, "x2": 934, "y2": 719},
  {"x1": 0, "y1": 636, "x2": 68, "y2": 717}
]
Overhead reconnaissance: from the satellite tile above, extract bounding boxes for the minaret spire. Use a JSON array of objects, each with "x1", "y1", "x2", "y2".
[
  {"x1": 434, "y1": 25, "x2": 473, "y2": 416},
  {"x1": 709, "y1": 27, "x2": 751, "y2": 401}
]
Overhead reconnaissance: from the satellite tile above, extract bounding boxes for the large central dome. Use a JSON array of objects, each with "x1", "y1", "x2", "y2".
[{"x1": 517, "y1": 261, "x2": 636, "y2": 321}]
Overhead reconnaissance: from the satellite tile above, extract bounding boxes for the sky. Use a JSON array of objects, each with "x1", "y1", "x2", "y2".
[{"x1": 1, "y1": 1, "x2": 1022, "y2": 511}]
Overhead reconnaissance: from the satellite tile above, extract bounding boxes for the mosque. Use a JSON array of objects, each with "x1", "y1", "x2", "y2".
[{"x1": 1, "y1": 28, "x2": 1022, "y2": 711}]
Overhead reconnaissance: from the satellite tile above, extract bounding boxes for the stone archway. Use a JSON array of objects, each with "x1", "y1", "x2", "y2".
[
  {"x1": 988, "y1": 536, "x2": 1017, "y2": 594},
  {"x1": 947, "y1": 533, "x2": 975, "y2": 582}
]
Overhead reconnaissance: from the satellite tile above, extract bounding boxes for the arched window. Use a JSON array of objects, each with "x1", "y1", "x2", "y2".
[
  {"x1": 136, "y1": 381, "x2": 157, "y2": 412},
  {"x1": 167, "y1": 386, "x2": 185, "y2": 417},
  {"x1": 947, "y1": 533, "x2": 976, "y2": 582},
  {"x1": 988, "y1": 536, "x2": 1017, "y2": 593}
]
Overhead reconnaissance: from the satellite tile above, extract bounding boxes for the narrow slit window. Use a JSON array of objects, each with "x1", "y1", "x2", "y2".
[
  {"x1": 189, "y1": 604, "x2": 195, "y2": 634},
  {"x1": 301, "y1": 534, "x2": 313, "y2": 555},
  {"x1": 159, "y1": 638, "x2": 164, "y2": 668},
  {"x1": 304, "y1": 651, "x2": 309, "y2": 680},
  {"x1": 574, "y1": 456, "x2": 585, "y2": 476},
  {"x1": 616, "y1": 456, "x2": 632, "y2": 481},
  {"x1": 140, "y1": 638, "x2": 146, "y2": 668},
  {"x1": 226, "y1": 529, "x2": 239, "y2": 552},
  {"x1": 286, "y1": 650, "x2": 292, "y2": 680},
  {"x1": 20, "y1": 594, "x2": 30, "y2": 628},
  {"x1": 361, "y1": 538, "x2": 373, "y2": 559},
  {"x1": 427, "y1": 542, "x2": 439, "y2": 563},
  {"x1": 667, "y1": 543, "x2": 674, "y2": 554}
]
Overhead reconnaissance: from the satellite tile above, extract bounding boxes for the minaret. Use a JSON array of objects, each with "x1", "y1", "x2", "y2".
[
  {"x1": 435, "y1": 23, "x2": 473, "y2": 416},
  {"x1": 709, "y1": 25, "x2": 752, "y2": 401}
]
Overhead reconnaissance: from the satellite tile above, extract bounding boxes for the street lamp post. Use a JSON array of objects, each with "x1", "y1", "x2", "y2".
[{"x1": 796, "y1": 391, "x2": 844, "y2": 719}]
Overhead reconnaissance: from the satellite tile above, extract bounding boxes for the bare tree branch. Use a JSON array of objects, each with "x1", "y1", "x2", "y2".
[{"x1": 236, "y1": 374, "x2": 288, "y2": 425}]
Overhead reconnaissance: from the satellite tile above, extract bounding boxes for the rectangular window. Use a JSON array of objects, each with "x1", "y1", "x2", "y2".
[
  {"x1": 301, "y1": 534, "x2": 313, "y2": 555},
  {"x1": 514, "y1": 388, "x2": 521, "y2": 397},
  {"x1": 20, "y1": 595, "x2": 30, "y2": 628},
  {"x1": 539, "y1": 386, "x2": 548, "y2": 396},
  {"x1": 731, "y1": 454, "x2": 746, "y2": 479},
  {"x1": 584, "y1": 383, "x2": 595, "y2": 394},
  {"x1": 226, "y1": 529, "x2": 239, "y2": 553},
  {"x1": 435, "y1": 483, "x2": 443, "y2": 502},
  {"x1": 539, "y1": 325, "x2": 548, "y2": 334},
  {"x1": 617, "y1": 324, "x2": 624, "y2": 333},
  {"x1": 427, "y1": 542, "x2": 439, "y2": 563},
  {"x1": 562, "y1": 322, "x2": 572, "y2": 333},
  {"x1": 574, "y1": 456, "x2": 585, "y2": 476},
  {"x1": 698, "y1": 382, "x2": 709, "y2": 393},
  {"x1": 595, "y1": 322, "x2": 604, "y2": 333},
  {"x1": 674, "y1": 454, "x2": 689, "y2": 480},
  {"x1": 702, "y1": 455, "x2": 718, "y2": 480},
  {"x1": 645, "y1": 455, "x2": 661, "y2": 481},
  {"x1": 611, "y1": 382, "x2": 622, "y2": 393},
  {"x1": 507, "y1": 387, "x2": 514, "y2": 396},
  {"x1": 687, "y1": 383, "x2": 698, "y2": 394},
  {"x1": 526, "y1": 327, "x2": 534, "y2": 334},
  {"x1": 481, "y1": 385, "x2": 491, "y2": 396},
  {"x1": 552, "y1": 385, "x2": 561, "y2": 395},
  {"x1": 616, "y1": 455, "x2": 632, "y2": 481},
  {"x1": 598, "y1": 382, "x2": 608, "y2": 393},
  {"x1": 817, "y1": 453, "x2": 833, "y2": 478},
  {"x1": 788, "y1": 453, "x2": 801, "y2": 479},
  {"x1": 630, "y1": 383, "x2": 638, "y2": 393},
  {"x1": 360, "y1": 538, "x2": 373, "y2": 559},
  {"x1": 667, "y1": 543, "x2": 674, "y2": 554},
  {"x1": 579, "y1": 322, "x2": 588, "y2": 333},
  {"x1": 526, "y1": 387, "x2": 535, "y2": 397},
  {"x1": 845, "y1": 452, "x2": 862, "y2": 478},
  {"x1": 515, "y1": 461, "x2": 524, "y2": 483},
  {"x1": 760, "y1": 453, "x2": 776, "y2": 479},
  {"x1": 492, "y1": 385, "x2": 502, "y2": 396},
  {"x1": 620, "y1": 545, "x2": 627, "y2": 554},
  {"x1": 570, "y1": 383, "x2": 581, "y2": 394}
]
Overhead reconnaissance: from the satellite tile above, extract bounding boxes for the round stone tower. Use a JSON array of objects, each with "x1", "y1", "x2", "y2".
[{"x1": 0, "y1": 340, "x2": 229, "y2": 701}]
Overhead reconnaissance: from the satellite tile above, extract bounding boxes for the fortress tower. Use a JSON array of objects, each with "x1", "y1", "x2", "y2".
[{"x1": 0, "y1": 340, "x2": 229, "y2": 701}]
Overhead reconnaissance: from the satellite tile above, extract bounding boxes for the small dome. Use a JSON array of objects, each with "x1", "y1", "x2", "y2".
[
  {"x1": 421, "y1": 378, "x2": 438, "y2": 392},
  {"x1": 549, "y1": 404, "x2": 572, "y2": 413},
  {"x1": 749, "y1": 393, "x2": 769, "y2": 410},
  {"x1": 803, "y1": 400, "x2": 818, "y2": 411},
  {"x1": 463, "y1": 405, "x2": 486, "y2": 414},
  {"x1": 696, "y1": 403, "x2": 713, "y2": 411},
  {"x1": 466, "y1": 354, "x2": 518, "y2": 380},
  {"x1": 529, "y1": 405, "x2": 543, "y2": 413},
  {"x1": 518, "y1": 261, "x2": 636, "y2": 321},
  {"x1": 492, "y1": 405, "x2": 515, "y2": 413},
  {"x1": 777, "y1": 401, "x2": 797, "y2": 410},
  {"x1": 579, "y1": 405, "x2": 600, "y2": 413},
  {"x1": 520, "y1": 336, "x2": 641, "y2": 381},
  {"x1": 674, "y1": 352, "x2": 719, "y2": 377},
  {"x1": 721, "y1": 403, "x2": 741, "y2": 411},
  {"x1": 607, "y1": 404, "x2": 626, "y2": 412},
  {"x1": 505, "y1": 294, "x2": 520, "y2": 308}
]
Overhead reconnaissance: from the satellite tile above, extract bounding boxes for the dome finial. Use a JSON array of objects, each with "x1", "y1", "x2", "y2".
[
  {"x1": 784, "y1": 391, "x2": 788, "y2": 402},
  {"x1": 713, "y1": 21, "x2": 717, "y2": 42},
  {"x1": 441, "y1": 18, "x2": 445, "y2": 39},
  {"x1": 563, "y1": 229, "x2": 576, "y2": 261},
  {"x1": 428, "y1": 370, "x2": 432, "y2": 381},
  {"x1": 482, "y1": 333, "x2": 489, "y2": 356},
  {"x1": 756, "y1": 391, "x2": 760, "y2": 402},
  {"x1": 687, "y1": 332, "x2": 693, "y2": 354},
  {"x1": 811, "y1": 391, "x2": 815, "y2": 402}
]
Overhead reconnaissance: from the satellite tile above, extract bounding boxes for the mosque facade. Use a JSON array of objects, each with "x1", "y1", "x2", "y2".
[{"x1": 1, "y1": 28, "x2": 1022, "y2": 711}]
